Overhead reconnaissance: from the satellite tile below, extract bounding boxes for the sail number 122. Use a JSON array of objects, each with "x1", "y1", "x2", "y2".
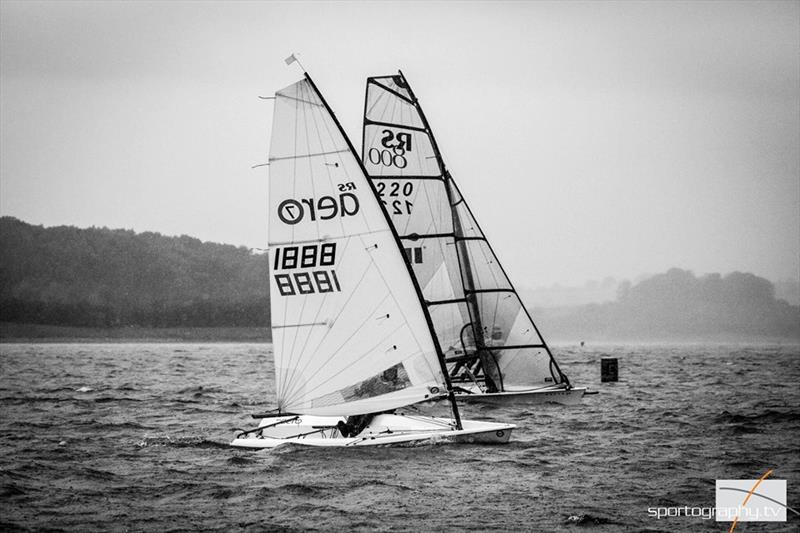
[{"x1": 375, "y1": 181, "x2": 413, "y2": 215}]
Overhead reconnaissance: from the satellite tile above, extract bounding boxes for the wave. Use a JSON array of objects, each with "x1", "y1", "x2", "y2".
[
  {"x1": 0, "y1": 395, "x2": 69, "y2": 404},
  {"x1": 276, "y1": 483, "x2": 323, "y2": 496},
  {"x1": 0, "y1": 484, "x2": 26, "y2": 498},
  {"x1": 176, "y1": 385, "x2": 224, "y2": 395},
  {"x1": 93, "y1": 397, "x2": 144, "y2": 403},
  {"x1": 134, "y1": 435, "x2": 229, "y2": 449},
  {"x1": 343, "y1": 479, "x2": 412, "y2": 492},
  {"x1": 76, "y1": 466, "x2": 125, "y2": 482},
  {"x1": 564, "y1": 513, "x2": 617, "y2": 526},
  {"x1": 226, "y1": 455, "x2": 256, "y2": 466},
  {"x1": 714, "y1": 409, "x2": 800, "y2": 425}
]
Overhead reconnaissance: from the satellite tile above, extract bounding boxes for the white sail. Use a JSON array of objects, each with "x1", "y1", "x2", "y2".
[
  {"x1": 268, "y1": 78, "x2": 446, "y2": 416},
  {"x1": 362, "y1": 73, "x2": 569, "y2": 392},
  {"x1": 362, "y1": 77, "x2": 471, "y2": 364}
]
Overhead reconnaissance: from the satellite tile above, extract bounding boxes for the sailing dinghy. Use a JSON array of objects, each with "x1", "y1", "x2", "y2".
[
  {"x1": 361, "y1": 71, "x2": 586, "y2": 406},
  {"x1": 231, "y1": 73, "x2": 515, "y2": 448}
]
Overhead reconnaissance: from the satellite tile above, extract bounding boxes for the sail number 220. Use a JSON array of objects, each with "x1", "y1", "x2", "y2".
[{"x1": 375, "y1": 181, "x2": 413, "y2": 215}]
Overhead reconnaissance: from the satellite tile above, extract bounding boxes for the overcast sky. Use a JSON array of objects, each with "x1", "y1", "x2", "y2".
[{"x1": 1, "y1": 0, "x2": 798, "y2": 287}]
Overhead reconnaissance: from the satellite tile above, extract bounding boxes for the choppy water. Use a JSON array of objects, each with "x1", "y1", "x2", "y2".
[{"x1": 1, "y1": 343, "x2": 798, "y2": 532}]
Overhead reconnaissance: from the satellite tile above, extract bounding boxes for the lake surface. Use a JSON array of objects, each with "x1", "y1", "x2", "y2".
[{"x1": 1, "y1": 343, "x2": 798, "y2": 531}]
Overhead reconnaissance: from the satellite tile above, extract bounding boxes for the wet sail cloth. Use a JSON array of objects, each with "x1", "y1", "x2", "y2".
[
  {"x1": 362, "y1": 73, "x2": 568, "y2": 391},
  {"x1": 269, "y1": 78, "x2": 447, "y2": 415}
]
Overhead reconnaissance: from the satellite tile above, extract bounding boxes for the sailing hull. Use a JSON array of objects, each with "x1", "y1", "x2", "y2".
[
  {"x1": 230, "y1": 413, "x2": 515, "y2": 449},
  {"x1": 456, "y1": 386, "x2": 587, "y2": 406}
]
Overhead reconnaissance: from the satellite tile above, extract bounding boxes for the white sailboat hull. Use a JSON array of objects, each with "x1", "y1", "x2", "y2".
[
  {"x1": 230, "y1": 413, "x2": 515, "y2": 449},
  {"x1": 456, "y1": 386, "x2": 587, "y2": 405}
]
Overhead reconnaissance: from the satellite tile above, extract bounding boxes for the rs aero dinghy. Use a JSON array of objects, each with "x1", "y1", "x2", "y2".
[
  {"x1": 361, "y1": 72, "x2": 588, "y2": 406},
  {"x1": 231, "y1": 70, "x2": 514, "y2": 448}
]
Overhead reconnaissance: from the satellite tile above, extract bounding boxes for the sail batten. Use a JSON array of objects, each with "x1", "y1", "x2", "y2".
[
  {"x1": 362, "y1": 72, "x2": 570, "y2": 392},
  {"x1": 370, "y1": 176, "x2": 445, "y2": 181},
  {"x1": 365, "y1": 119, "x2": 428, "y2": 133},
  {"x1": 269, "y1": 148, "x2": 349, "y2": 162}
]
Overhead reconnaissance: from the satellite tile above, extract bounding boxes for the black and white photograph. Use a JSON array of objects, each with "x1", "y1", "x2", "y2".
[{"x1": 1, "y1": 1, "x2": 798, "y2": 531}]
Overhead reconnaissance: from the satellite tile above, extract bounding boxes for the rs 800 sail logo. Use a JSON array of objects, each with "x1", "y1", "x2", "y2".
[{"x1": 367, "y1": 129, "x2": 413, "y2": 169}]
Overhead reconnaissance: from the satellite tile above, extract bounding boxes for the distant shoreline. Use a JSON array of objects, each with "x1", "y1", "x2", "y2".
[
  {"x1": 1, "y1": 322, "x2": 797, "y2": 345},
  {"x1": 0, "y1": 323, "x2": 271, "y2": 343}
]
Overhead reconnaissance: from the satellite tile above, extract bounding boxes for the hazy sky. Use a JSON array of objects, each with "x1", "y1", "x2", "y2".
[{"x1": 1, "y1": 0, "x2": 798, "y2": 287}]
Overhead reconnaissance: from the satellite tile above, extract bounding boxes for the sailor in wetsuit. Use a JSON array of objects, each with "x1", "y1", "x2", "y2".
[
  {"x1": 336, "y1": 414, "x2": 374, "y2": 438},
  {"x1": 337, "y1": 367, "x2": 404, "y2": 437}
]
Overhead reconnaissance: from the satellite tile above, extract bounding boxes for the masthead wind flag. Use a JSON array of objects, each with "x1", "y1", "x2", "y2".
[{"x1": 285, "y1": 54, "x2": 297, "y2": 66}]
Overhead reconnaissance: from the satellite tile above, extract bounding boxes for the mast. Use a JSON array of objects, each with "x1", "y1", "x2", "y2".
[
  {"x1": 397, "y1": 70, "x2": 504, "y2": 391},
  {"x1": 305, "y1": 72, "x2": 463, "y2": 428}
]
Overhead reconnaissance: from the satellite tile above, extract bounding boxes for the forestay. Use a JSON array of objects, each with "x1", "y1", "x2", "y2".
[
  {"x1": 362, "y1": 73, "x2": 568, "y2": 391},
  {"x1": 268, "y1": 78, "x2": 447, "y2": 416}
]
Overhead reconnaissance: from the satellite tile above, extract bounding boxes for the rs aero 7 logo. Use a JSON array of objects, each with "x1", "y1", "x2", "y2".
[{"x1": 278, "y1": 182, "x2": 360, "y2": 226}]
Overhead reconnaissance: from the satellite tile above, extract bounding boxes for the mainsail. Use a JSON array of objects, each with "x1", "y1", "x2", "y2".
[
  {"x1": 362, "y1": 72, "x2": 570, "y2": 392},
  {"x1": 268, "y1": 75, "x2": 453, "y2": 416}
]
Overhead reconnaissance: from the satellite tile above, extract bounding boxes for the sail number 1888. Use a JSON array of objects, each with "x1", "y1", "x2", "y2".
[{"x1": 273, "y1": 243, "x2": 341, "y2": 297}]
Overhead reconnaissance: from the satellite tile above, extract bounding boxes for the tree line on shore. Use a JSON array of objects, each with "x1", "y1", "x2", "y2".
[
  {"x1": 0, "y1": 217, "x2": 268, "y2": 328},
  {"x1": 1, "y1": 217, "x2": 797, "y2": 339},
  {"x1": 531, "y1": 268, "x2": 799, "y2": 340}
]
